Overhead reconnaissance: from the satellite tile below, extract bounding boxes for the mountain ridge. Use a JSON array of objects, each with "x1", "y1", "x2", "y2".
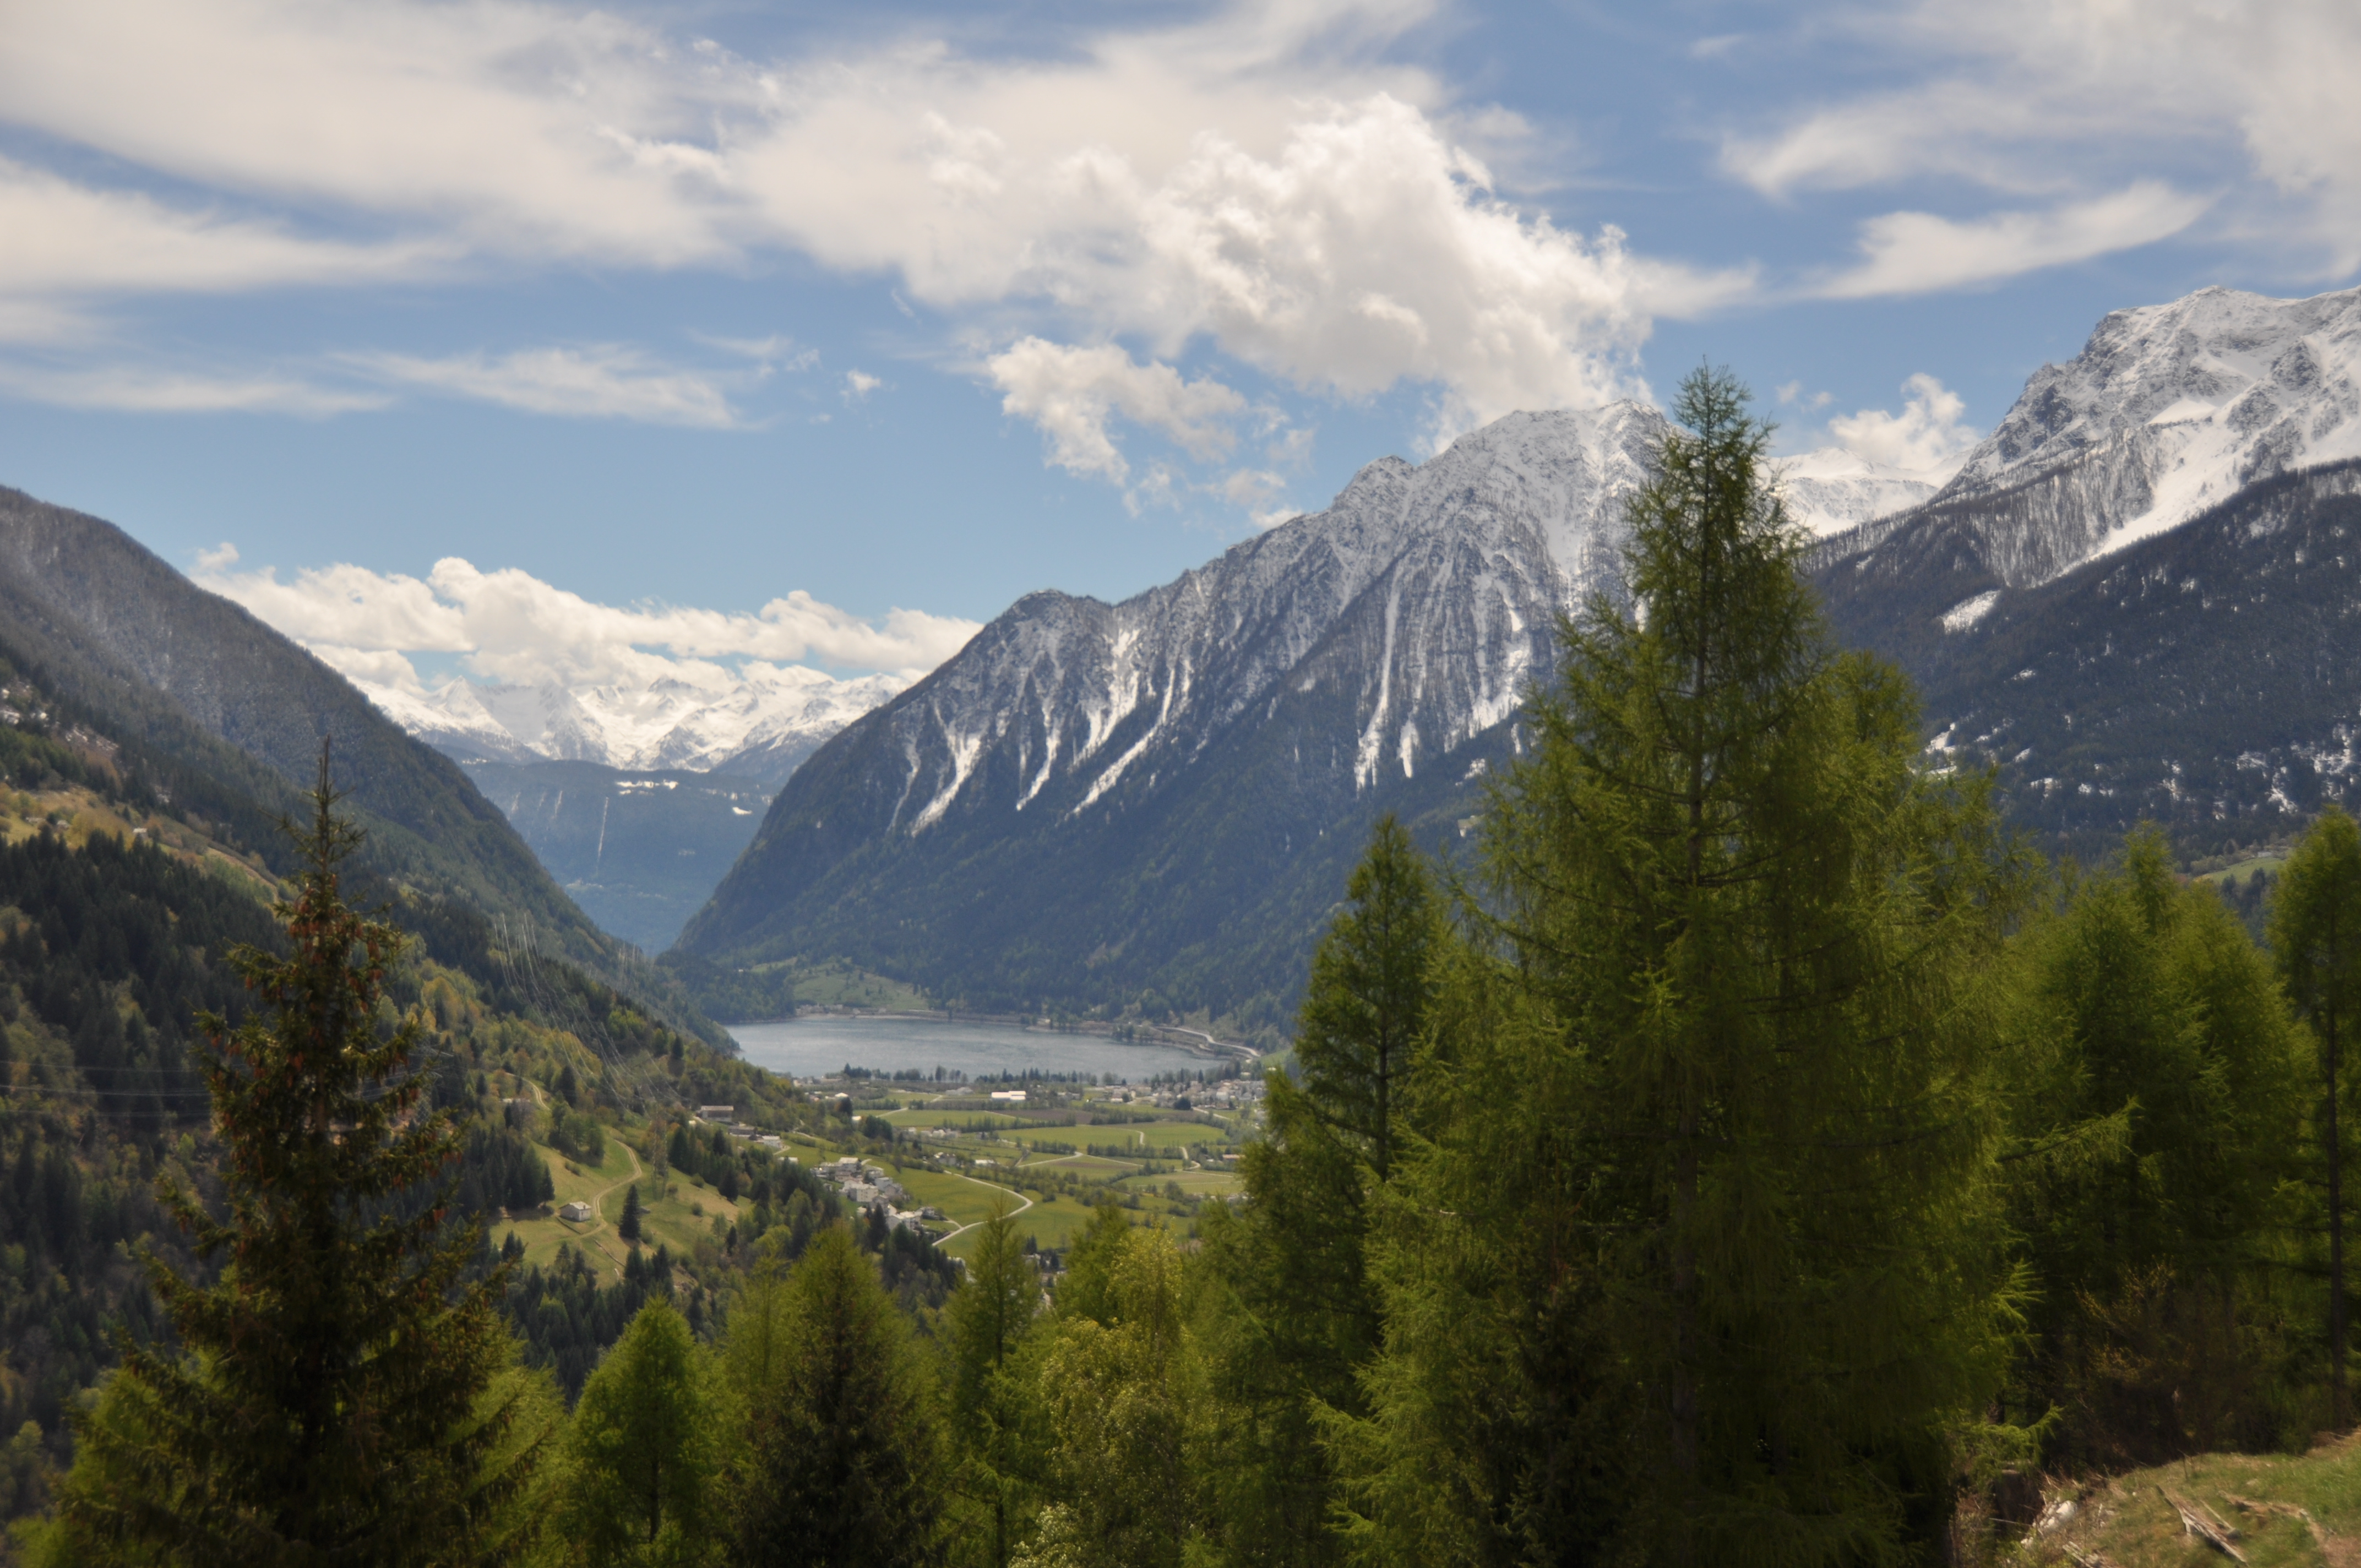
[{"x1": 678, "y1": 404, "x2": 1670, "y2": 1028}]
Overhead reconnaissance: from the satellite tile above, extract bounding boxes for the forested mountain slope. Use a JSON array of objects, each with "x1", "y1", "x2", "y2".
[
  {"x1": 1814, "y1": 459, "x2": 2361, "y2": 859},
  {"x1": 0, "y1": 484, "x2": 714, "y2": 1033},
  {"x1": 459, "y1": 759, "x2": 771, "y2": 952}
]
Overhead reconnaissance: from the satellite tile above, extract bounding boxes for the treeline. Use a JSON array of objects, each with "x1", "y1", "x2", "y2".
[{"x1": 23, "y1": 374, "x2": 2361, "y2": 1567}]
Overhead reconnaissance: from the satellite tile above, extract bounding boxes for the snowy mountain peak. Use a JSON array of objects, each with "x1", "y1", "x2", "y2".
[
  {"x1": 1775, "y1": 446, "x2": 1959, "y2": 538},
  {"x1": 1920, "y1": 281, "x2": 2361, "y2": 580}
]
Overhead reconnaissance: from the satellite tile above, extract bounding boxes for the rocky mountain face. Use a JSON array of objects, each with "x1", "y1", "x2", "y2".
[
  {"x1": 679, "y1": 405, "x2": 1668, "y2": 1030},
  {"x1": 1812, "y1": 282, "x2": 2361, "y2": 857},
  {"x1": 1829, "y1": 284, "x2": 2361, "y2": 594},
  {"x1": 364, "y1": 663, "x2": 909, "y2": 787}
]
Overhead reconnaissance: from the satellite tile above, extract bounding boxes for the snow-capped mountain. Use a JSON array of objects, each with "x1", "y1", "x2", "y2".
[
  {"x1": 679, "y1": 404, "x2": 1667, "y2": 1022},
  {"x1": 1776, "y1": 447, "x2": 1954, "y2": 537},
  {"x1": 1829, "y1": 282, "x2": 2361, "y2": 589},
  {"x1": 356, "y1": 663, "x2": 911, "y2": 787}
]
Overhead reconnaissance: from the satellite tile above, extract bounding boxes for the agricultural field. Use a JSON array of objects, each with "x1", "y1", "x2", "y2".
[{"x1": 491, "y1": 1130, "x2": 743, "y2": 1274}]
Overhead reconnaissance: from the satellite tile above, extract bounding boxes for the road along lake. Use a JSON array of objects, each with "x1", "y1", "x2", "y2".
[{"x1": 728, "y1": 1015, "x2": 1219, "y2": 1082}]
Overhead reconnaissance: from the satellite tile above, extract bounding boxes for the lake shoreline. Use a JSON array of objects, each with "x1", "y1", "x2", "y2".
[
  {"x1": 726, "y1": 1005, "x2": 1257, "y2": 1061},
  {"x1": 726, "y1": 1014, "x2": 1249, "y2": 1084}
]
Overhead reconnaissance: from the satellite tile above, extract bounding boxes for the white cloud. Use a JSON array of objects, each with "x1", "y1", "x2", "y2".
[
  {"x1": 987, "y1": 339, "x2": 1247, "y2": 483},
  {"x1": 348, "y1": 345, "x2": 743, "y2": 427},
  {"x1": 842, "y1": 369, "x2": 882, "y2": 403},
  {"x1": 193, "y1": 554, "x2": 982, "y2": 691},
  {"x1": 0, "y1": 0, "x2": 1744, "y2": 447},
  {"x1": 1819, "y1": 184, "x2": 2211, "y2": 298},
  {"x1": 0, "y1": 155, "x2": 449, "y2": 299},
  {"x1": 1726, "y1": 0, "x2": 2361, "y2": 273},
  {"x1": 0, "y1": 360, "x2": 390, "y2": 415},
  {"x1": 1824, "y1": 374, "x2": 1979, "y2": 477}
]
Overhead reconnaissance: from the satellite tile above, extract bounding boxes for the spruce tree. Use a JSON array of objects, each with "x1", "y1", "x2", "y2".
[
  {"x1": 2273, "y1": 805, "x2": 2361, "y2": 1429},
  {"x1": 559, "y1": 1300, "x2": 722, "y2": 1566},
  {"x1": 731, "y1": 1226, "x2": 945, "y2": 1568},
  {"x1": 50, "y1": 750, "x2": 544, "y2": 1565},
  {"x1": 619, "y1": 1183, "x2": 644, "y2": 1244},
  {"x1": 1342, "y1": 368, "x2": 2025, "y2": 1565}
]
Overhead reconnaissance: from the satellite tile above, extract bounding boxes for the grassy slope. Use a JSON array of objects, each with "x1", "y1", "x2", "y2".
[{"x1": 2023, "y1": 1438, "x2": 2361, "y2": 1567}]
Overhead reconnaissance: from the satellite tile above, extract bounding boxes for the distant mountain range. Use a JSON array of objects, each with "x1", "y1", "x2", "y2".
[
  {"x1": 675, "y1": 405, "x2": 1667, "y2": 1031},
  {"x1": 364, "y1": 663, "x2": 909, "y2": 787}
]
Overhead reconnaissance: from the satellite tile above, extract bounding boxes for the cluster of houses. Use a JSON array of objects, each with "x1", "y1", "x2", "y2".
[{"x1": 816, "y1": 1156, "x2": 943, "y2": 1235}]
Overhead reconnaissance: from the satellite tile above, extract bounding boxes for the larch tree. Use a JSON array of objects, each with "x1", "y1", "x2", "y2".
[
  {"x1": 2273, "y1": 805, "x2": 2361, "y2": 1430},
  {"x1": 945, "y1": 1204, "x2": 1043, "y2": 1568},
  {"x1": 1195, "y1": 817, "x2": 1440, "y2": 1566},
  {"x1": 48, "y1": 748, "x2": 547, "y2": 1566},
  {"x1": 559, "y1": 1299, "x2": 722, "y2": 1567},
  {"x1": 1340, "y1": 368, "x2": 2027, "y2": 1566}
]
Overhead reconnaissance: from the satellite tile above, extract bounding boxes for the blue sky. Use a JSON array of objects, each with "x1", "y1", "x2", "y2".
[{"x1": 1, "y1": 0, "x2": 2353, "y2": 693}]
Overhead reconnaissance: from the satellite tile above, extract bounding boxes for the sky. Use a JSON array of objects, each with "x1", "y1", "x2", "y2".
[{"x1": 2, "y1": 0, "x2": 2357, "y2": 697}]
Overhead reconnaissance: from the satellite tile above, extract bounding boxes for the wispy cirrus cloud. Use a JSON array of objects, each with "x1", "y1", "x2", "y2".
[
  {"x1": 344, "y1": 345, "x2": 747, "y2": 428},
  {"x1": 1726, "y1": 0, "x2": 2361, "y2": 276},
  {"x1": 1818, "y1": 183, "x2": 2212, "y2": 298},
  {"x1": 0, "y1": 360, "x2": 390, "y2": 415}
]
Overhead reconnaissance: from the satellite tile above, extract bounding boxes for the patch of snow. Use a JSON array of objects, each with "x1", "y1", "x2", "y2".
[{"x1": 1939, "y1": 590, "x2": 2003, "y2": 633}]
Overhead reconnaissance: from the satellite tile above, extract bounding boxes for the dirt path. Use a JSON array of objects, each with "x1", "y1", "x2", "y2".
[
  {"x1": 554, "y1": 1135, "x2": 645, "y2": 1278},
  {"x1": 936, "y1": 1172, "x2": 1035, "y2": 1244}
]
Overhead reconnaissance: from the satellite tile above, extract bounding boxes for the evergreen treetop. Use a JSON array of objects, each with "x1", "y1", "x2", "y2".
[{"x1": 51, "y1": 748, "x2": 546, "y2": 1566}]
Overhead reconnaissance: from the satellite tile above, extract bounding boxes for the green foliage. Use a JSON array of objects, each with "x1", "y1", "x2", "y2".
[
  {"x1": 1019, "y1": 1224, "x2": 1195, "y2": 1568},
  {"x1": 1336, "y1": 369, "x2": 2027, "y2": 1565},
  {"x1": 1190, "y1": 817, "x2": 1439, "y2": 1566},
  {"x1": 946, "y1": 1205, "x2": 1044, "y2": 1568},
  {"x1": 555, "y1": 1300, "x2": 723, "y2": 1567},
  {"x1": 2000, "y1": 829, "x2": 2308, "y2": 1463},
  {"x1": 729, "y1": 1226, "x2": 946, "y2": 1568},
  {"x1": 1291, "y1": 816, "x2": 1438, "y2": 1185},
  {"x1": 44, "y1": 764, "x2": 550, "y2": 1564},
  {"x1": 2272, "y1": 806, "x2": 2361, "y2": 1428},
  {"x1": 652, "y1": 951, "x2": 796, "y2": 1026},
  {"x1": 619, "y1": 1184, "x2": 644, "y2": 1244}
]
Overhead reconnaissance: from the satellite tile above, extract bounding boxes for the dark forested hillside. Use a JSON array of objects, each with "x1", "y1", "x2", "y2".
[
  {"x1": 1813, "y1": 460, "x2": 2361, "y2": 861},
  {"x1": 0, "y1": 484, "x2": 718, "y2": 1039}
]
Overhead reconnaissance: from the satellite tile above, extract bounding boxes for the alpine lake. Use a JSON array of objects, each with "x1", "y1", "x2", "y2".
[{"x1": 727, "y1": 1014, "x2": 1222, "y2": 1083}]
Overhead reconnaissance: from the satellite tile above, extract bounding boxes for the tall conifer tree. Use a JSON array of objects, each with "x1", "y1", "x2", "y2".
[
  {"x1": 1196, "y1": 818, "x2": 1439, "y2": 1565},
  {"x1": 731, "y1": 1226, "x2": 945, "y2": 1568},
  {"x1": 559, "y1": 1300, "x2": 722, "y2": 1566},
  {"x1": 946, "y1": 1205, "x2": 1042, "y2": 1568},
  {"x1": 2274, "y1": 805, "x2": 2361, "y2": 1429},
  {"x1": 51, "y1": 748, "x2": 543, "y2": 1565},
  {"x1": 1341, "y1": 369, "x2": 2024, "y2": 1566}
]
